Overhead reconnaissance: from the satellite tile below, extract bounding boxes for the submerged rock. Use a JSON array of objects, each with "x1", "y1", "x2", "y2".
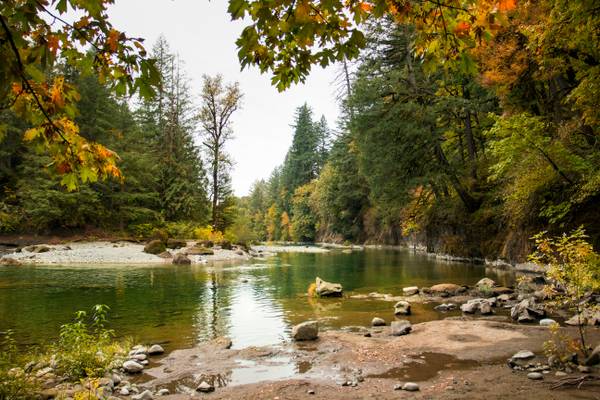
[
  {"x1": 390, "y1": 320, "x2": 412, "y2": 336},
  {"x1": 371, "y1": 317, "x2": 386, "y2": 326},
  {"x1": 292, "y1": 321, "x2": 319, "y2": 341},
  {"x1": 394, "y1": 301, "x2": 411, "y2": 316},
  {"x1": 315, "y1": 277, "x2": 343, "y2": 297},
  {"x1": 172, "y1": 253, "x2": 191, "y2": 265}
]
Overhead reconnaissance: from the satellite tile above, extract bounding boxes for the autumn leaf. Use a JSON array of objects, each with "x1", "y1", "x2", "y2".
[
  {"x1": 498, "y1": 0, "x2": 517, "y2": 12},
  {"x1": 454, "y1": 21, "x2": 471, "y2": 36},
  {"x1": 108, "y1": 29, "x2": 120, "y2": 52},
  {"x1": 47, "y1": 35, "x2": 60, "y2": 55}
]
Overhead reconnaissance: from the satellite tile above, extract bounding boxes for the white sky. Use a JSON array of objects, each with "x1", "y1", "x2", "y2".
[{"x1": 106, "y1": 0, "x2": 340, "y2": 196}]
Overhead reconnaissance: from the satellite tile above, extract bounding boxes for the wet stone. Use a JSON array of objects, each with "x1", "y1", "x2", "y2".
[{"x1": 527, "y1": 372, "x2": 543, "y2": 380}]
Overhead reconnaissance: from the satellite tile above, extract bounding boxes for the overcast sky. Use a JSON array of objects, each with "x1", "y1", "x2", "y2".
[{"x1": 106, "y1": 0, "x2": 340, "y2": 196}]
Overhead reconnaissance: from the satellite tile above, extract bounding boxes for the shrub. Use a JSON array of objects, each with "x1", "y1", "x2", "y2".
[
  {"x1": 530, "y1": 227, "x2": 600, "y2": 358},
  {"x1": 194, "y1": 225, "x2": 225, "y2": 243},
  {"x1": 53, "y1": 305, "x2": 126, "y2": 379},
  {"x1": 0, "y1": 330, "x2": 39, "y2": 400}
]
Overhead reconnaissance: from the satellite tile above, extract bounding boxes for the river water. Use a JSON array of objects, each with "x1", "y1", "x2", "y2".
[{"x1": 0, "y1": 248, "x2": 513, "y2": 351}]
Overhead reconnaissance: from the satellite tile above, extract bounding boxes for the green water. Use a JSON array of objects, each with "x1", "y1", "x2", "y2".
[{"x1": 0, "y1": 249, "x2": 513, "y2": 351}]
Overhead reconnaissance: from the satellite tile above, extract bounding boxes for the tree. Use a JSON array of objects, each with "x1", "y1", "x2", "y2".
[
  {"x1": 0, "y1": 0, "x2": 159, "y2": 188},
  {"x1": 314, "y1": 115, "x2": 331, "y2": 172},
  {"x1": 198, "y1": 74, "x2": 243, "y2": 230}
]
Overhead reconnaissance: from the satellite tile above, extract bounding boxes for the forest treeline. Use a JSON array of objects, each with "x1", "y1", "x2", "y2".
[
  {"x1": 238, "y1": 17, "x2": 599, "y2": 261},
  {"x1": 0, "y1": 36, "x2": 239, "y2": 239}
]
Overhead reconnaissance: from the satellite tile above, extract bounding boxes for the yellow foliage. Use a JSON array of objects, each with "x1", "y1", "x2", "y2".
[
  {"x1": 307, "y1": 282, "x2": 316, "y2": 297},
  {"x1": 194, "y1": 225, "x2": 225, "y2": 243}
]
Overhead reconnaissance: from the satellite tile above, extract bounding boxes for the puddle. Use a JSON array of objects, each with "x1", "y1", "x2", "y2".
[
  {"x1": 160, "y1": 356, "x2": 312, "y2": 394},
  {"x1": 367, "y1": 352, "x2": 479, "y2": 381}
]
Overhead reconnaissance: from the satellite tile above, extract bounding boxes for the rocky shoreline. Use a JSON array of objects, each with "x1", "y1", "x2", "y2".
[{"x1": 0, "y1": 241, "x2": 329, "y2": 265}]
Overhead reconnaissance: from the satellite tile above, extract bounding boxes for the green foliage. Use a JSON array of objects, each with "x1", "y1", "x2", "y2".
[
  {"x1": 0, "y1": 330, "x2": 39, "y2": 400},
  {"x1": 290, "y1": 182, "x2": 317, "y2": 242},
  {"x1": 530, "y1": 227, "x2": 600, "y2": 355},
  {"x1": 54, "y1": 305, "x2": 125, "y2": 379}
]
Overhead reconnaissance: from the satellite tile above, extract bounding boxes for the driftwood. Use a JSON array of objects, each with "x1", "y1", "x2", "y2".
[{"x1": 550, "y1": 374, "x2": 600, "y2": 390}]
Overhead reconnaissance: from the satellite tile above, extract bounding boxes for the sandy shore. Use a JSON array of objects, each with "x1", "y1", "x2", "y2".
[{"x1": 0, "y1": 241, "x2": 329, "y2": 265}]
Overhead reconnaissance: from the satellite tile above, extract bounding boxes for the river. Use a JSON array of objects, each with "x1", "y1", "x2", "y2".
[{"x1": 0, "y1": 248, "x2": 514, "y2": 351}]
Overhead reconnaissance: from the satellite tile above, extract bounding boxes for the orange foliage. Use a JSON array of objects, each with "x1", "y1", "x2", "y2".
[{"x1": 498, "y1": 0, "x2": 517, "y2": 12}]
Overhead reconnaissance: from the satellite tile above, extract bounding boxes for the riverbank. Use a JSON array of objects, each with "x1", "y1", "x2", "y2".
[
  {"x1": 0, "y1": 241, "x2": 330, "y2": 265},
  {"x1": 25, "y1": 319, "x2": 600, "y2": 399}
]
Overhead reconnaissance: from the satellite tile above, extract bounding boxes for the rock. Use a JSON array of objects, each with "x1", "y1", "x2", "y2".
[
  {"x1": 166, "y1": 239, "x2": 187, "y2": 249},
  {"x1": 371, "y1": 317, "x2": 386, "y2": 326},
  {"x1": 0, "y1": 257, "x2": 22, "y2": 265},
  {"x1": 402, "y1": 286, "x2": 419, "y2": 296},
  {"x1": 132, "y1": 353, "x2": 147, "y2": 361},
  {"x1": 111, "y1": 373, "x2": 122, "y2": 385},
  {"x1": 511, "y1": 350, "x2": 535, "y2": 360},
  {"x1": 218, "y1": 240, "x2": 233, "y2": 250},
  {"x1": 196, "y1": 381, "x2": 215, "y2": 392},
  {"x1": 157, "y1": 251, "x2": 172, "y2": 259},
  {"x1": 292, "y1": 321, "x2": 319, "y2": 341},
  {"x1": 402, "y1": 382, "x2": 420, "y2": 391},
  {"x1": 393, "y1": 383, "x2": 403, "y2": 390},
  {"x1": 460, "y1": 301, "x2": 478, "y2": 314},
  {"x1": 429, "y1": 283, "x2": 464, "y2": 296},
  {"x1": 394, "y1": 300, "x2": 411, "y2": 315},
  {"x1": 539, "y1": 318, "x2": 557, "y2": 327},
  {"x1": 186, "y1": 246, "x2": 214, "y2": 255},
  {"x1": 172, "y1": 253, "x2": 191, "y2": 265},
  {"x1": 555, "y1": 371, "x2": 567, "y2": 377},
  {"x1": 578, "y1": 365, "x2": 591, "y2": 373},
  {"x1": 434, "y1": 303, "x2": 457, "y2": 312},
  {"x1": 390, "y1": 320, "x2": 412, "y2": 336},
  {"x1": 585, "y1": 344, "x2": 600, "y2": 366},
  {"x1": 122, "y1": 360, "x2": 144, "y2": 373},
  {"x1": 517, "y1": 310, "x2": 535, "y2": 323},
  {"x1": 315, "y1": 277, "x2": 343, "y2": 297},
  {"x1": 120, "y1": 387, "x2": 130, "y2": 396},
  {"x1": 148, "y1": 344, "x2": 165, "y2": 355},
  {"x1": 492, "y1": 287, "x2": 514, "y2": 296},
  {"x1": 527, "y1": 372, "x2": 543, "y2": 380},
  {"x1": 211, "y1": 336, "x2": 233, "y2": 350},
  {"x1": 565, "y1": 309, "x2": 600, "y2": 326},
  {"x1": 476, "y1": 278, "x2": 496, "y2": 290},
  {"x1": 23, "y1": 245, "x2": 51, "y2": 253},
  {"x1": 307, "y1": 389, "x2": 315, "y2": 395},
  {"x1": 157, "y1": 388, "x2": 170, "y2": 396},
  {"x1": 132, "y1": 390, "x2": 154, "y2": 400},
  {"x1": 235, "y1": 250, "x2": 244, "y2": 256},
  {"x1": 35, "y1": 367, "x2": 53, "y2": 378},
  {"x1": 144, "y1": 240, "x2": 166, "y2": 255},
  {"x1": 511, "y1": 298, "x2": 545, "y2": 322},
  {"x1": 479, "y1": 301, "x2": 493, "y2": 315},
  {"x1": 99, "y1": 377, "x2": 114, "y2": 389}
]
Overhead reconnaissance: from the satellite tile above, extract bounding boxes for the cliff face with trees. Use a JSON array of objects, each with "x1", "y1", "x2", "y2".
[{"x1": 239, "y1": 13, "x2": 599, "y2": 262}]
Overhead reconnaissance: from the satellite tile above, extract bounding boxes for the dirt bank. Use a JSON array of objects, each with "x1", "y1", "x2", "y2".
[{"x1": 135, "y1": 319, "x2": 599, "y2": 399}]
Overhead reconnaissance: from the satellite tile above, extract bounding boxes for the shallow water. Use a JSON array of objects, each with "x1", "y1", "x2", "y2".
[{"x1": 0, "y1": 248, "x2": 513, "y2": 351}]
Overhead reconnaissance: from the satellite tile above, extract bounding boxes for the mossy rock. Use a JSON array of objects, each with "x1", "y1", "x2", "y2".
[
  {"x1": 144, "y1": 239, "x2": 166, "y2": 255},
  {"x1": 187, "y1": 246, "x2": 214, "y2": 255},
  {"x1": 218, "y1": 240, "x2": 233, "y2": 250},
  {"x1": 197, "y1": 240, "x2": 214, "y2": 248},
  {"x1": 166, "y1": 239, "x2": 187, "y2": 249}
]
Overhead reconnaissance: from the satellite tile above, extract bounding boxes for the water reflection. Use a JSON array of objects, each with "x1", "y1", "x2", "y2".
[{"x1": 0, "y1": 249, "x2": 514, "y2": 351}]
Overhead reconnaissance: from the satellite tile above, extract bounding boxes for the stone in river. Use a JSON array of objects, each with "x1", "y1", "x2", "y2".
[
  {"x1": 172, "y1": 253, "x2": 191, "y2": 265},
  {"x1": 315, "y1": 277, "x2": 343, "y2": 297},
  {"x1": 402, "y1": 382, "x2": 420, "y2": 391},
  {"x1": 511, "y1": 350, "x2": 535, "y2": 360},
  {"x1": 123, "y1": 360, "x2": 144, "y2": 373},
  {"x1": 132, "y1": 390, "x2": 154, "y2": 400},
  {"x1": 371, "y1": 317, "x2": 386, "y2": 327},
  {"x1": 157, "y1": 388, "x2": 170, "y2": 396},
  {"x1": 479, "y1": 301, "x2": 493, "y2": 315},
  {"x1": 460, "y1": 302, "x2": 478, "y2": 314},
  {"x1": 527, "y1": 372, "x2": 543, "y2": 380},
  {"x1": 292, "y1": 321, "x2": 319, "y2": 341},
  {"x1": 148, "y1": 344, "x2": 165, "y2": 355},
  {"x1": 429, "y1": 283, "x2": 464, "y2": 296},
  {"x1": 196, "y1": 381, "x2": 215, "y2": 392},
  {"x1": 120, "y1": 387, "x2": 130, "y2": 396},
  {"x1": 394, "y1": 301, "x2": 411, "y2": 315},
  {"x1": 539, "y1": 318, "x2": 557, "y2": 327},
  {"x1": 144, "y1": 240, "x2": 166, "y2": 255},
  {"x1": 402, "y1": 286, "x2": 419, "y2": 296},
  {"x1": 390, "y1": 320, "x2": 412, "y2": 336}
]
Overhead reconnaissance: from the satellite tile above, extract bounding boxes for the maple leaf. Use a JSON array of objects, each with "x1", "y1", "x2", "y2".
[{"x1": 498, "y1": 0, "x2": 517, "y2": 12}]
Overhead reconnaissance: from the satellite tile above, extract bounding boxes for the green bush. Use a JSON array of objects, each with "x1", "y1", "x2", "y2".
[{"x1": 0, "y1": 330, "x2": 39, "y2": 400}]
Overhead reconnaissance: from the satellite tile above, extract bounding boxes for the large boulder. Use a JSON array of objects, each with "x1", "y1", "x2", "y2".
[
  {"x1": 166, "y1": 239, "x2": 187, "y2": 249},
  {"x1": 144, "y1": 240, "x2": 166, "y2": 255},
  {"x1": 429, "y1": 283, "x2": 465, "y2": 296},
  {"x1": 292, "y1": 321, "x2": 319, "y2": 341},
  {"x1": 565, "y1": 309, "x2": 600, "y2": 326},
  {"x1": 390, "y1": 320, "x2": 412, "y2": 336},
  {"x1": 172, "y1": 253, "x2": 191, "y2": 265},
  {"x1": 585, "y1": 344, "x2": 600, "y2": 366},
  {"x1": 394, "y1": 301, "x2": 411, "y2": 315},
  {"x1": 315, "y1": 277, "x2": 343, "y2": 297}
]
